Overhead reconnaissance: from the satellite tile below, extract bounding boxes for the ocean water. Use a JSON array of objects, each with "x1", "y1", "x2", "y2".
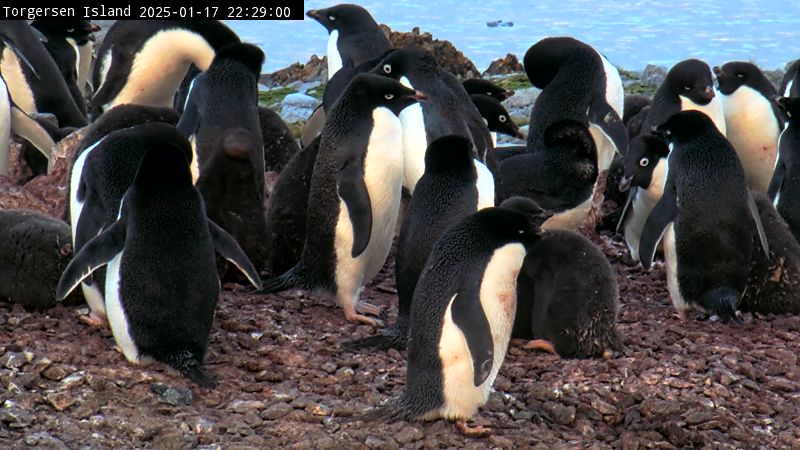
[{"x1": 228, "y1": 0, "x2": 800, "y2": 74}]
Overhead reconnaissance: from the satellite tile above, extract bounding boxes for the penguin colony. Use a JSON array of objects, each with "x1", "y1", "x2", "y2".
[{"x1": 0, "y1": 8, "x2": 799, "y2": 436}]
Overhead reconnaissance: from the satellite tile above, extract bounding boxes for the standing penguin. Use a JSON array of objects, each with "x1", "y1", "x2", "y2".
[
  {"x1": 177, "y1": 43, "x2": 268, "y2": 271},
  {"x1": 462, "y1": 78, "x2": 514, "y2": 101},
  {"x1": 306, "y1": 4, "x2": 392, "y2": 79},
  {"x1": 0, "y1": 21, "x2": 87, "y2": 128},
  {"x1": 500, "y1": 37, "x2": 627, "y2": 230},
  {"x1": 779, "y1": 60, "x2": 799, "y2": 97},
  {"x1": 470, "y1": 94, "x2": 525, "y2": 146},
  {"x1": 770, "y1": 96, "x2": 800, "y2": 242},
  {"x1": 617, "y1": 135, "x2": 670, "y2": 262},
  {"x1": 90, "y1": 20, "x2": 240, "y2": 117},
  {"x1": 714, "y1": 62, "x2": 784, "y2": 192},
  {"x1": 640, "y1": 111, "x2": 768, "y2": 321},
  {"x1": 640, "y1": 59, "x2": 726, "y2": 135},
  {"x1": 741, "y1": 192, "x2": 800, "y2": 315},
  {"x1": 56, "y1": 140, "x2": 262, "y2": 387},
  {"x1": 259, "y1": 73, "x2": 426, "y2": 326},
  {"x1": 346, "y1": 134, "x2": 494, "y2": 350},
  {"x1": 30, "y1": 20, "x2": 100, "y2": 115},
  {"x1": 500, "y1": 197, "x2": 622, "y2": 358},
  {"x1": 372, "y1": 48, "x2": 492, "y2": 192},
  {"x1": 358, "y1": 207, "x2": 536, "y2": 435}
]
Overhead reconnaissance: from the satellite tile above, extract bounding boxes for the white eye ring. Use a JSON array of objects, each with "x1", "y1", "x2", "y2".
[
  {"x1": 328, "y1": 15, "x2": 335, "y2": 21},
  {"x1": 385, "y1": 94, "x2": 394, "y2": 100},
  {"x1": 683, "y1": 85, "x2": 691, "y2": 91},
  {"x1": 383, "y1": 64, "x2": 392, "y2": 74},
  {"x1": 639, "y1": 157, "x2": 649, "y2": 167},
  {"x1": 665, "y1": 129, "x2": 672, "y2": 136},
  {"x1": 499, "y1": 115, "x2": 507, "y2": 123},
  {"x1": 518, "y1": 229, "x2": 524, "y2": 234}
]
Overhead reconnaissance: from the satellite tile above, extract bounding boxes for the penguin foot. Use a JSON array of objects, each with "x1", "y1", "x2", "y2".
[
  {"x1": 345, "y1": 311, "x2": 384, "y2": 327},
  {"x1": 79, "y1": 312, "x2": 109, "y2": 328},
  {"x1": 356, "y1": 301, "x2": 383, "y2": 317},
  {"x1": 455, "y1": 419, "x2": 491, "y2": 437},
  {"x1": 523, "y1": 339, "x2": 558, "y2": 355}
]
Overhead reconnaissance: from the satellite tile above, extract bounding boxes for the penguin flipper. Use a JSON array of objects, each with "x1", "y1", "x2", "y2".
[
  {"x1": 10, "y1": 106, "x2": 55, "y2": 160},
  {"x1": 747, "y1": 192, "x2": 770, "y2": 258},
  {"x1": 0, "y1": 34, "x2": 40, "y2": 79},
  {"x1": 338, "y1": 153, "x2": 372, "y2": 258},
  {"x1": 207, "y1": 220, "x2": 263, "y2": 290},
  {"x1": 90, "y1": 46, "x2": 131, "y2": 117},
  {"x1": 590, "y1": 100, "x2": 628, "y2": 157},
  {"x1": 176, "y1": 79, "x2": 200, "y2": 138},
  {"x1": 74, "y1": 193, "x2": 107, "y2": 252},
  {"x1": 450, "y1": 290, "x2": 494, "y2": 386},
  {"x1": 639, "y1": 185, "x2": 678, "y2": 269},
  {"x1": 767, "y1": 156, "x2": 785, "y2": 201},
  {"x1": 615, "y1": 186, "x2": 638, "y2": 233},
  {"x1": 56, "y1": 220, "x2": 126, "y2": 300}
]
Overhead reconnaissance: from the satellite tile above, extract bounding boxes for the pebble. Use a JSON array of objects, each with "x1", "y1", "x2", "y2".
[
  {"x1": 261, "y1": 402, "x2": 293, "y2": 420},
  {"x1": 0, "y1": 406, "x2": 34, "y2": 428},
  {"x1": 306, "y1": 403, "x2": 332, "y2": 416},
  {"x1": 25, "y1": 432, "x2": 69, "y2": 450},
  {"x1": 46, "y1": 392, "x2": 75, "y2": 412},
  {"x1": 1, "y1": 351, "x2": 33, "y2": 370},
  {"x1": 230, "y1": 400, "x2": 267, "y2": 414},
  {"x1": 489, "y1": 435, "x2": 514, "y2": 448},
  {"x1": 394, "y1": 425, "x2": 423, "y2": 444},
  {"x1": 150, "y1": 383, "x2": 193, "y2": 406},
  {"x1": 543, "y1": 402, "x2": 576, "y2": 425},
  {"x1": 41, "y1": 364, "x2": 77, "y2": 382}
]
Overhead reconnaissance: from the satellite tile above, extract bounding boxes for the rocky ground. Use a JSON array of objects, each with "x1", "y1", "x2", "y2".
[{"x1": 2, "y1": 229, "x2": 800, "y2": 449}]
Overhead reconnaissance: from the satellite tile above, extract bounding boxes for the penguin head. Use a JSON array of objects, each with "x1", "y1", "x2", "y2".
[
  {"x1": 348, "y1": 73, "x2": 427, "y2": 116},
  {"x1": 775, "y1": 96, "x2": 800, "y2": 122},
  {"x1": 372, "y1": 48, "x2": 439, "y2": 81},
  {"x1": 713, "y1": 61, "x2": 772, "y2": 96},
  {"x1": 651, "y1": 110, "x2": 717, "y2": 143},
  {"x1": 476, "y1": 207, "x2": 541, "y2": 248},
  {"x1": 424, "y1": 135, "x2": 477, "y2": 175},
  {"x1": 133, "y1": 137, "x2": 194, "y2": 191},
  {"x1": 306, "y1": 4, "x2": 379, "y2": 35},
  {"x1": 212, "y1": 43, "x2": 265, "y2": 78},
  {"x1": 30, "y1": 20, "x2": 100, "y2": 43},
  {"x1": 499, "y1": 197, "x2": 553, "y2": 230},
  {"x1": 463, "y1": 78, "x2": 514, "y2": 101},
  {"x1": 666, "y1": 59, "x2": 715, "y2": 105},
  {"x1": 470, "y1": 94, "x2": 524, "y2": 139},
  {"x1": 620, "y1": 135, "x2": 670, "y2": 191}
]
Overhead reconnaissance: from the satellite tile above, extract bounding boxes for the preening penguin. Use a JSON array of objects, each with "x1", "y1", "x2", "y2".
[
  {"x1": 715, "y1": 62, "x2": 784, "y2": 192},
  {"x1": 259, "y1": 73, "x2": 426, "y2": 326},
  {"x1": 640, "y1": 111, "x2": 769, "y2": 321},
  {"x1": 90, "y1": 20, "x2": 240, "y2": 117},
  {"x1": 346, "y1": 134, "x2": 494, "y2": 350},
  {"x1": 500, "y1": 197, "x2": 622, "y2": 358},
  {"x1": 56, "y1": 139, "x2": 262, "y2": 388},
  {"x1": 770, "y1": 96, "x2": 800, "y2": 243},
  {"x1": 357, "y1": 207, "x2": 536, "y2": 435}
]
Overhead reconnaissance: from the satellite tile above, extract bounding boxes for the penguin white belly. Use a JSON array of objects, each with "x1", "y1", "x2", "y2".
[
  {"x1": 1, "y1": 49, "x2": 37, "y2": 114},
  {"x1": 663, "y1": 224, "x2": 690, "y2": 315},
  {"x1": 721, "y1": 87, "x2": 780, "y2": 192},
  {"x1": 104, "y1": 29, "x2": 215, "y2": 111},
  {"x1": 589, "y1": 123, "x2": 618, "y2": 171},
  {"x1": 437, "y1": 243, "x2": 525, "y2": 420},
  {"x1": 541, "y1": 196, "x2": 593, "y2": 231},
  {"x1": 474, "y1": 159, "x2": 495, "y2": 210},
  {"x1": 490, "y1": 131, "x2": 497, "y2": 147},
  {"x1": 189, "y1": 134, "x2": 200, "y2": 184},
  {"x1": 77, "y1": 41, "x2": 94, "y2": 95},
  {"x1": 326, "y1": 30, "x2": 343, "y2": 78},
  {"x1": 105, "y1": 250, "x2": 146, "y2": 364},
  {"x1": 680, "y1": 94, "x2": 726, "y2": 136},
  {"x1": 0, "y1": 76, "x2": 11, "y2": 176},
  {"x1": 623, "y1": 160, "x2": 667, "y2": 261},
  {"x1": 333, "y1": 108, "x2": 403, "y2": 305},
  {"x1": 600, "y1": 54, "x2": 625, "y2": 118},
  {"x1": 98, "y1": 50, "x2": 113, "y2": 88},
  {"x1": 399, "y1": 102, "x2": 427, "y2": 193},
  {"x1": 784, "y1": 80, "x2": 794, "y2": 97},
  {"x1": 69, "y1": 138, "x2": 108, "y2": 318},
  {"x1": 66, "y1": 37, "x2": 81, "y2": 78}
]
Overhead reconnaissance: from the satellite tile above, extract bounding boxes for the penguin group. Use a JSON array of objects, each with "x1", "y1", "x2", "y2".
[{"x1": 1, "y1": 6, "x2": 800, "y2": 438}]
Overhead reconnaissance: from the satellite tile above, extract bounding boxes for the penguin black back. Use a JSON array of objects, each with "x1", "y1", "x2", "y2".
[{"x1": 770, "y1": 97, "x2": 800, "y2": 242}]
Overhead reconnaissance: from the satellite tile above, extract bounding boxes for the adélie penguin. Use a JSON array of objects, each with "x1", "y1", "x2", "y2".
[
  {"x1": 56, "y1": 138, "x2": 262, "y2": 388},
  {"x1": 258, "y1": 73, "x2": 426, "y2": 326},
  {"x1": 769, "y1": 96, "x2": 800, "y2": 242}
]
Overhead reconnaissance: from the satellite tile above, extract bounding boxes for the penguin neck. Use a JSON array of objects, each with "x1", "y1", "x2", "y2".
[{"x1": 327, "y1": 30, "x2": 343, "y2": 77}]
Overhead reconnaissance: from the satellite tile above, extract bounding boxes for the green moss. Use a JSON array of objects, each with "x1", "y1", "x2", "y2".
[
  {"x1": 258, "y1": 87, "x2": 297, "y2": 107},
  {"x1": 285, "y1": 121, "x2": 305, "y2": 139},
  {"x1": 511, "y1": 115, "x2": 528, "y2": 127},
  {"x1": 616, "y1": 67, "x2": 640, "y2": 81},
  {"x1": 624, "y1": 82, "x2": 656, "y2": 96},
  {"x1": 306, "y1": 84, "x2": 325, "y2": 101},
  {"x1": 494, "y1": 73, "x2": 532, "y2": 91}
]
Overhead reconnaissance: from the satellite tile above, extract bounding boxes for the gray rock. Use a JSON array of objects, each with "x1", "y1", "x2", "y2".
[
  {"x1": 150, "y1": 383, "x2": 193, "y2": 406},
  {"x1": 230, "y1": 400, "x2": 267, "y2": 414},
  {"x1": 25, "y1": 432, "x2": 69, "y2": 450},
  {"x1": 41, "y1": 364, "x2": 76, "y2": 382},
  {"x1": 502, "y1": 87, "x2": 539, "y2": 119},
  {"x1": 641, "y1": 64, "x2": 668, "y2": 88},
  {"x1": 280, "y1": 93, "x2": 321, "y2": 123},
  {"x1": 1, "y1": 351, "x2": 33, "y2": 370},
  {"x1": 261, "y1": 402, "x2": 293, "y2": 420},
  {"x1": 0, "y1": 406, "x2": 33, "y2": 428}
]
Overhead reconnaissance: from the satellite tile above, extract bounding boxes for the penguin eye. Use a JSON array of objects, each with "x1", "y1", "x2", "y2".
[
  {"x1": 384, "y1": 94, "x2": 394, "y2": 100},
  {"x1": 499, "y1": 115, "x2": 507, "y2": 123},
  {"x1": 683, "y1": 85, "x2": 692, "y2": 91},
  {"x1": 383, "y1": 64, "x2": 392, "y2": 74},
  {"x1": 328, "y1": 15, "x2": 335, "y2": 21},
  {"x1": 665, "y1": 129, "x2": 672, "y2": 136},
  {"x1": 639, "y1": 157, "x2": 650, "y2": 167},
  {"x1": 736, "y1": 73, "x2": 745, "y2": 79},
  {"x1": 518, "y1": 229, "x2": 525, "y2": 234}
]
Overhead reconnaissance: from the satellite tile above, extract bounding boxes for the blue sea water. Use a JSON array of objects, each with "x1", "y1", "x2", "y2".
[{"x1": 228, "y1": 0, "x2": 800, "y2": 74}]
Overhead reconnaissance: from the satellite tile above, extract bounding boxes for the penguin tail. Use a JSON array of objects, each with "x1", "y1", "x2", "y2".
[
  {"x1": 700, "y1": 287, "x2": 741, "y2": 323},
  {"x1": 170, "y1": 350, "x2": 217, "y2": 389},
  {"x1": 342, "y1": 319, "x2": 409, "y2": 351},
  {"x1": 258, "y1": 263, "x2": 306, "y2": 294}
]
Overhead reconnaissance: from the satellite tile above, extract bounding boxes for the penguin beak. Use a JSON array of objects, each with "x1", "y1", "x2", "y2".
[
  {"x1": 412, "y1": 90, "x2": 428, "y2": 101},
  {"x1": 712, "y1": 66, "x2": 722, "y2": 76},
  {"x1": 701, "y1": 85, "x2": 715, "y2": 101},
  {"x1": 619, "y1": 174, "x2": 634, "y2": 192}
]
